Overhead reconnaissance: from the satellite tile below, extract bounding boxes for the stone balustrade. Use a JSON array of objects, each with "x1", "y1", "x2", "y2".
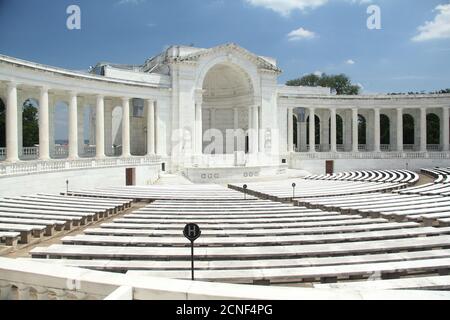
[
  {"x1": 291, "y1": 151, "x2": 450, "y2": 161},
  {"x1": 0, "y1": 155, "x2": 161, "y2": 177},
  {"x1": 0, "y1": 258, "x2": 449, "y2": 300}
]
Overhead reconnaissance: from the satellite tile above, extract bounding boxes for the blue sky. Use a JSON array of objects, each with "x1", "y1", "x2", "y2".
[
  {"x1": 1, "y1": 0, "x2": 450, "y2": 138},
  {"x1": 0, "y1": 0, "x2": 449, "y2": 93}
]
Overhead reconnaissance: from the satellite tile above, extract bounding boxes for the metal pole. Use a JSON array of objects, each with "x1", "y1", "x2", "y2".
[{"x1": 191, "y1": 241, "x2": 195, "y2": 281}]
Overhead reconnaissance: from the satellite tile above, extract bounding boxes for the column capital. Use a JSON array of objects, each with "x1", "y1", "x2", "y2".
[
  {"x1": 96, "y1": 94, "x2": 104, "y2": 100},
  {"x1": 39, "y1": 86, "x2": 50, "y2": 93},
  {"x1": 121, "y1": 97, "x2": 130, "y2": 103},
  {"x1": 69, "y1": 91, "x2": 78, "y2": 98},
  {"x1": 6, "y1": 81, "x2": 17, "y2": 89}
]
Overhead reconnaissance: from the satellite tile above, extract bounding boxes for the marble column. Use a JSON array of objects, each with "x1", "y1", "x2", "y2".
[
  {"x1": 95, "y1": 95, "x2": 105, "y2": 158},
  {"x1": 234, "y1": 107, "x2": 239, "y2": 152},
  {"x1": 287, "y1": 108, "x2": 294, "y2": 153},
  {"x1": 195, "y1": 97, "x2": 203, "y2": 155},
  {"x1": 352, "y1": 108, "x2": 359, "y2": 153},
  {"x1": 443, "y1": 107, "x2": 449, "y2": 152},
  {"x1": 6, "y1": 82, "x2": 19, "y2": 162},
  {"x1": 68, "y1": 92, "x2": 79, "y2": 159},
  {"x1": 253, "y1": 106, "x2": 259, "y2": 153},
  {"x1": 296, "y1": 120, "x2": 301, "y2": 152},
  {"x1": 374, "y1": 108, "x2": 381, "y2": 152},
  {"x1": 396, "y1": 108, "x2": 403, "y2": 152},
  {"x1": 330, "y1": 108, "x2": 337, "y2": 153},
  {"x1": 420, "y1": 107, "x2": 427, "y2": 152},
  {"x1": 39, "y1": 87, "x2": 50, "y2": 160},
  {"x1": 309, "y1": 108, "x2": 316, "y2": 153},
  {"x1": 121, "y1": 98, "x2": 131, "y2": 157},
  {"x1": 147, "y1": 100, "x2": 156, "y2": 155}
]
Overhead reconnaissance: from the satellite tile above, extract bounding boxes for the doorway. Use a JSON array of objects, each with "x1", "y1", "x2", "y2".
[
  {"x1": 126, "y1": 168, "x2": 136, "y2": 186},
  {"x1": 326, "y1": 161, "x2": 334, "y2": 175}
]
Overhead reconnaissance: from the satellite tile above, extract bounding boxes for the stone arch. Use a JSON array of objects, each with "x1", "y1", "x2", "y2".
[
  {"x1": 111, "y1": 105, "x2": 123, "y2": 156},
  {"x1": 306, "y1": 115, "x2": 321, "y2": 145},
  {"x1": 329, "y1": 114, "x2": 344, "y2": 145},
  {"x1": 403, "y1": 114, "x2": 415, "y2": 145},
  {"x1": 195, "y1": 54, "x2": 260, "y2": 98},
  {"x1": 427, "y1": 113, "x2": 440, "y2": 145},
  {"x1": 53, "y1": 100, "x2": 69, "y2": 159},
  {"x1": 380, "y1": 114, "x2": 390, "y2": 145},
  {"x1": 200, "y1": 61, "x2": 255, "y2": 154},
  {"x1": 20, "y1": 98, "x2": 40, "y2": 160},
  {"x1": 358, "y1": 114, "x2": 367, "y2": 145}
]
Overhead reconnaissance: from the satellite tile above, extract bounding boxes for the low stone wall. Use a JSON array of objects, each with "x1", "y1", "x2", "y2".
[
  {"x1": 291, "y1": 156, "x2": 450, "y2": 175},
  {"x1": 0, "y1": 164, "x2": 161, "y2": 197},
  {"x1": 182, "y1": 164, "x2": 289, "y2": 184}
]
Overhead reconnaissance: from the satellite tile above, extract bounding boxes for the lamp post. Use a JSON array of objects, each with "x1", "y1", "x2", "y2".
[
  {"x1": 243, "y1": 184, "x2": 248, "y2": 200},
  {"x1": 66, "y1": 180, "x2": 69, "y2": 195},
  {"x1": 292, "y1": 183, "x2": 296, "y2": 199}
]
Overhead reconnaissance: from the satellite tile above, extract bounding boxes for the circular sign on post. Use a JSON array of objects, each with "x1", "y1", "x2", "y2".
[
  {"x1": 243, "y1": 184, "x2": 248, "y2": 190},
  {"x1": 292, "y1": 183, "x2": 296, "y2": 188},
  {"x1": 184, "y1": 223, "x2": 201, "y2": 242}
]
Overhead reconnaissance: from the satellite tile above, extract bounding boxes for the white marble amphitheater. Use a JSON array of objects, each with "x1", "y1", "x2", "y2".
[{"x1": 1, "y1": 44, "x2": 450, "y2": 300}]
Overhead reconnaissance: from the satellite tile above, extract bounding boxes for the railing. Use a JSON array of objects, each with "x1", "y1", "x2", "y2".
[
  {"x1": 427, "y1": 144, "x2": 442, "y2": 152},
  {"x1": 0, "y1": 155, "x2": 161, "y2": 177},
  {"x1": 358, "y1": 144, "x2": 367, "y2": 152},
  {"x1": 83, "y1": 146, "x2": 96, "y2": 157},
  {"x1": 0, "y1": 258, "x2": 447, "y2": 300},
  {"x1": 53, "y1": 145, "x2": 69, "y2": 159},
  {"x1": 0, "y1": 146, "x2": 124, "y2": 160},
  {"x1": 113, "y1": 146, "x2": 123, "y2": 157},
  {"x1": 291, "y1": 151, "x2": 450, "y2": 160},
  {"x1": 381, "y1": 144, "x2": 391, "y2": 152}
]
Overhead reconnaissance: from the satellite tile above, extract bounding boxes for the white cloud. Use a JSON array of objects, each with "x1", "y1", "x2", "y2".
[
  {"x1": 313, "y1": 71, "x2": 323, "y2": 77},
  {"x1": 346, "y1": 59, "x2": 356, "y2": 65},
  {"x1": 412, "y1": 4, "x2": 450, "y2": 42},
  {"x1": 245, "y1": 0, "x2": 372, "y2": 16},
  {"x1": 287, "y1": 27, "x2": 317, "y2": 41},
  {"x1": 245, "y1": 0, "x2": 328, "y2": 16}
]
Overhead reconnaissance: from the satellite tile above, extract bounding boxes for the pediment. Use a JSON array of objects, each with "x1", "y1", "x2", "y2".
[{"x1": 172, "y1": 43, "x2": 282, "y2": 73}]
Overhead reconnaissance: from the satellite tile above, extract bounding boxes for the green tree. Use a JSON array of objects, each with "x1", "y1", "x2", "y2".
[
  {"x1": 22, "y1": 100, "x2": 39, "y2": 147},
  {"x1": 287, "y1": 73, "x2": 361, "y2": 95},
  {"x1": 286, "y1": 74, "x2": 321, "y2": 87}
]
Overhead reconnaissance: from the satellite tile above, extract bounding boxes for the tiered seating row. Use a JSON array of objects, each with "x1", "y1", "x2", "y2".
[
  {"x1": 0, "y1": 194, "x2": 132, "y2": 247},
  {"x1": 296, "y1": 193, "x2": 450, "y2": 227},
  {"x1": 229, "y1": 179, "x2": 406, "y2": 201},
  {"x1": 30, "y1": 199, "x2": 450, "y2": 286},
  {"x1": 422, "y1": 168, "x2": 450, "y2": 184},
  {"x1": 305, "y1": 170, "x2": 419, "y2": 184},
  {"x1": 67, "y1": 185, "x2": 254, "y2": 201},
  {"x1": 396, "y1": 168, "x2": 450, "y2": 196}
]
